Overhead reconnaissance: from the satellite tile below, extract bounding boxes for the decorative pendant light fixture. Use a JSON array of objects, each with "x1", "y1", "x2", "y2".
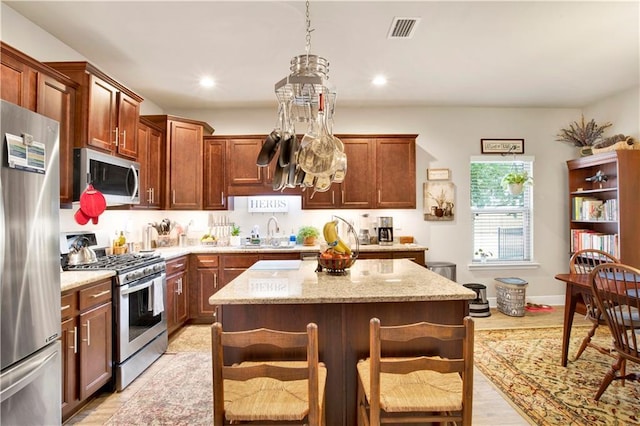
[
  {"x1": 274, "y1": 0, "x2": 336, "y2": 125},
  {"x1": 258, "y1": 0, "x2": 345, "y2": 194}
]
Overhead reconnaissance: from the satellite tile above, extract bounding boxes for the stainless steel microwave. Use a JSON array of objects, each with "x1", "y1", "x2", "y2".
[{"x1": 73, "y1": 148, "x2": 140, "y2": 205}]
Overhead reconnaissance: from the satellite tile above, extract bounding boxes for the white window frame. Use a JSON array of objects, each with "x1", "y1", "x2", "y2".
[{"x1": 469, "y1": 155, "x2": 536, "y2": 268}]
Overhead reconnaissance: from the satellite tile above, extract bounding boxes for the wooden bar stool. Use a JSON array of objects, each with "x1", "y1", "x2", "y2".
[
  {"x1": 356, "y1": 317, "x2": 474, "y2": 426},
  {"x1": 211, "y1": 322, "x2": 326, "y2": 425}
]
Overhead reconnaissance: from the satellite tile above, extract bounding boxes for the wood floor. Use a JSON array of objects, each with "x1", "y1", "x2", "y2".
[{"x1": 65, "y1": 306, "x2": 583, "y2": 426}]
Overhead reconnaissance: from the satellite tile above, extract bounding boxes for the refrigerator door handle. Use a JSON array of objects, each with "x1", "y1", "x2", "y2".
[{"x1": 0, "y1": 346, "x2": 59, "y2": 403}]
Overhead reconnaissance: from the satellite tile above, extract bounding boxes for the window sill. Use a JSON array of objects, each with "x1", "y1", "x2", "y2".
[{"x1": 467, "y1": 262, "x2": 540, "y2": 271}]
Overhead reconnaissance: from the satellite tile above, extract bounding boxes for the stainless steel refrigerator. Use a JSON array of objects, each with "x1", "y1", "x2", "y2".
[{"x1": 0, "y1": 100, "x2": 62, "y2": 425}]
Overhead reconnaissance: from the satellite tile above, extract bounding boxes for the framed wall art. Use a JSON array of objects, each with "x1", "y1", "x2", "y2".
[
  {"x1": 423, "y1": 182, "x2": 455, "y2": 221},
  {"x1": 427, "y1": 168, "x2": 450, "y2": 181},
  {"x1": 480, "y1": 139, "x2": 525, "y2": 154}
]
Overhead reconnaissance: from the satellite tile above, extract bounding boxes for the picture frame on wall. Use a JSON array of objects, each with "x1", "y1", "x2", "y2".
[
  {"x1": 480, "y1": 138, "x2": 525, "y2": 154},
  {"x1": 427, "y1": 168, "x2": 450, "y2": 181},
  {"x1": 423, "y1": 182, "x2": 455, "y2": 221}
]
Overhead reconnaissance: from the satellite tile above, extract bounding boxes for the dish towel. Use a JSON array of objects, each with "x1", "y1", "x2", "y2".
[{"x1": 151, "y1": 277, "x2": 164, "y2": 316}]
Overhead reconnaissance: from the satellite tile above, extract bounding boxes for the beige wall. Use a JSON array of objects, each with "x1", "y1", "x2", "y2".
[{"x1": 4, "y1": 2, "x2": 639, "y2": 305}]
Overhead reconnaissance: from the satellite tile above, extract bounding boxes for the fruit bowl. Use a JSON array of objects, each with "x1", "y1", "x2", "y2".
[{"x1": 317, "y1": 254, "x2": 357, "y2": 275}]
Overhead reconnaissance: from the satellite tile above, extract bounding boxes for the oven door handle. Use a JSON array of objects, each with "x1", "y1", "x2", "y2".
[{"x1": 121, "y1": 279, "x2": 154, "y2": 295}]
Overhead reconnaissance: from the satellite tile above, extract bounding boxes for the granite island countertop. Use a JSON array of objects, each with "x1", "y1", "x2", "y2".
[{"x1": 209, "y1": 258, "x2": 474, "y2": 305}]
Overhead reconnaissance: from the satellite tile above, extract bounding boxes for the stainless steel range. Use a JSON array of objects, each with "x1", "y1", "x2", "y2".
[{"x1": 61, "y1": 232, "x2": 167, "y2": 391}]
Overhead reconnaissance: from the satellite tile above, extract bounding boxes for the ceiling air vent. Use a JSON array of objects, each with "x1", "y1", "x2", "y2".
[{"x1": 387, "y1": 17, "x2": 420, "y2": 39}]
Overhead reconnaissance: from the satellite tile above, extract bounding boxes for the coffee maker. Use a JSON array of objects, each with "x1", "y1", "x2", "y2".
[{"x1": 377, "y1": 216, "x2": 394, "y2": 246}]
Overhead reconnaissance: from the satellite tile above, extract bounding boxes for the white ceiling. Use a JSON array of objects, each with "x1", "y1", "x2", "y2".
[{"x1": 5, "y1": 1, "x2": 639, "y2": 111}]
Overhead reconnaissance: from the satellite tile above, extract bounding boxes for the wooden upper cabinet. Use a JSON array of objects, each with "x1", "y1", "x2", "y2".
[
  {"x1": 303, "y1": 134, "x2": 416, "y2": 209},
  {"x1": 135, "y1": 118, "x2": 164, "y2": 209},
  {"x1": 45, "y1": 61, "x2": 143, "y2": 160},
  {"x1": 203, "y1": 137, "x2": 231, "y2": 210},
  {"x1": 225, "y1": 135, "x2": 300, "y2": 196},
  {"x1": 1, "y1": 42, "x2": 78, "y2": 207},
  {"x1": 375, "y1": 136, "x2": 416, "y2": 209},
  {"x1": 0, "y1": 48, "x2": 36, "y2": 109},
  {"x1": 116, "y1": 91, "x2": 140, "y2": 158},
  {"x1": 37, "y1": 74, "x2": 77, "y2": 207},
  {"x1": 142, "y1": 115, "x2": 214, "y2": 210},
  {"x1": 304, "y1": 137, "x2": 373, "y2": 209}
]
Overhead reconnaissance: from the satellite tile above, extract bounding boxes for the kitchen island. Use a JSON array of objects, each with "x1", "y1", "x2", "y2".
[{"x1": 209, "y1": 258, "x2": 475, "y2": 426}]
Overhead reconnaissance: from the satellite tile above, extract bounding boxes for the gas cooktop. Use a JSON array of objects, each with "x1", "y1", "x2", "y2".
[{"x1": 64, "y1": 253, "x2": 163, "y2": 273}]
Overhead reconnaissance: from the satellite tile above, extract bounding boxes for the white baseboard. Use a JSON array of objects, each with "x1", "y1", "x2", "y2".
[{"x1": 486, "y1": 294, "x2": 565, "y2": 308}]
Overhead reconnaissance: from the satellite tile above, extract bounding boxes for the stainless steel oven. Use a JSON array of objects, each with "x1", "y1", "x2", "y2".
[
  {"x1": 113, "y1": 260, "x2": 167, "y2": 391},
  {"x1": 61, "y1": 233, "x2": 168, "y2": 391}
]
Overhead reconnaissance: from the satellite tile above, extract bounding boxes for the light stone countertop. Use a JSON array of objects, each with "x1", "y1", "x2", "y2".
[
  {"x1": 152, "y1": 243, "x2": 426, "y2": 260},
  {"x1": 59, "y1": 244, "x2": 427, "y2": 292},
  {"x1": 61, "y1": 270, "x2": 115, "y2": 293},
  {"x1": 209, "y1": 258, "x2": 474, "y2": 305}
]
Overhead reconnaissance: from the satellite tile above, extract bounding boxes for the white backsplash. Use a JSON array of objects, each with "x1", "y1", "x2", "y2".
[{"x1": 59, "y1": 195, "x2": 417, "y2": 247}]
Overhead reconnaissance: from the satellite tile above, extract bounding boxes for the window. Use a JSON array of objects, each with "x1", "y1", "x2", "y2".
[{"x1": 470, "y1": 157, "x2": 533, "y2": 263}]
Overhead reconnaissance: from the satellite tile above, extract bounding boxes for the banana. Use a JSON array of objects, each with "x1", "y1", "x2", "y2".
[
  {"x1": 323, "y1": 220, "x2": 352, "y2": 255},
  {"x1": 323, "y1": 220, "x2": 339, "y2": 246},
  {"x1": 335, "y1": 238, "x2": 352, "y2": 256}
]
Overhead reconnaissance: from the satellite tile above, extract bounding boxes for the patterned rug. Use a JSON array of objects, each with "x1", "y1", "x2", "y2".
[
  {"x1": 475, "y1": 327, "x2": 640, "y2": 425},
  {"x1": 104, "y1": 352, "x2": 213, "y2": 425}
]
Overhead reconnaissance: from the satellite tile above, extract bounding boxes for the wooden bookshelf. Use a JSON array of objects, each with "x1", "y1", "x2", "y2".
[{"x1": 566, "y1": 150, "x2": 640, "y2": 268}]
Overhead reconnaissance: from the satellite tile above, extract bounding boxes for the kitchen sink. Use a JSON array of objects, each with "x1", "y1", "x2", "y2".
[{"x1": 240, "y1": 244, "x2": 297, "y2": 250}]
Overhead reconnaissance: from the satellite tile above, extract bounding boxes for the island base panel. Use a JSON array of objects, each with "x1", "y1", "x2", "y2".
[{"x1": 219, "y1": 300, "x2": 468, "y2": 426}]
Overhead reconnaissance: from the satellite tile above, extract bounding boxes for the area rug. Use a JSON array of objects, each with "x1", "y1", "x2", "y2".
[
  {"x1": 104, "y1": 352, "x2": 213, "y2": 425},
  {"x1": 475, "y1": 327, "x2": 640, "y2": 425}
]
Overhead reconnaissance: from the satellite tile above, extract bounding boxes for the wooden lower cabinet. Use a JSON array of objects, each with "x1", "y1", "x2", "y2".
[
  {"x1": 166, "y1": 256, "x2": 189, "y2": 335},
  {"x1": 60, "y1": 279, "x2": 112, "y2": 422},
  {"x1": 358, "y1": 250, "x2": 425, "y2": 266},
  {"x1": 189, "y1": 255, "x2": 221, "y2": 322}
]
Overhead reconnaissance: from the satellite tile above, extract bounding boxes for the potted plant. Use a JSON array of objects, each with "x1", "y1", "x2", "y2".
[
  {"x1": 297, "y1": 226, "x2": 320, "y2": 246},
  {"x1": 501, "y1": 170, "x2": 533, "y2": 195},
  {"x1": 230, "y1": 224, "x2": 241, "y2": 246},
  {"x1": 475, "y1": 248, "x2": 493, "y2": 263}
]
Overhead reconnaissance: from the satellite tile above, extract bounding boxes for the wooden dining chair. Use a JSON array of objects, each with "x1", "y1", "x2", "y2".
[
  {"x1": 211, "y1": 322, "x2": 326, "y2": 426},
  {"x1": 590, "y1": 263, "x2": 640, "y2": 401},
  {"x1": 569, "y1": 249, "x2": 619, "y2": 361},
  {"x1": 356, "y1": 317, "x2": 474, "y2": 426}
]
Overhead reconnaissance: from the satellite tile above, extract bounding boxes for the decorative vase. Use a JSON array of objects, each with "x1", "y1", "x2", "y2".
[
  {"x1": 435, "y1": 208, "x2": 444, "y2": 217},
  {"x1": 303, "y1": 236, "x2": 317, "y2": 246},
  {"x1": 230, "y1": 235, "x2": 241, "y2": 246},
  {"x1": 508, "y1": 183, "x2": 524, "y2": 195}
]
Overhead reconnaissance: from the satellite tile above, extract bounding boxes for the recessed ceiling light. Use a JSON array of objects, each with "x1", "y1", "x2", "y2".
[
  {"x1": 372, "y1": 75, "x2": 387, "y2": 86},
  {"x1": 199, "y1": 77, "x2": 215, "y2": 88}
]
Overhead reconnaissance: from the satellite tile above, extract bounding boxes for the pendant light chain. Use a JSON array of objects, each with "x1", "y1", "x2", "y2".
[{"x1": 305, "y1": 0, "x2": 314, "y2": 57}]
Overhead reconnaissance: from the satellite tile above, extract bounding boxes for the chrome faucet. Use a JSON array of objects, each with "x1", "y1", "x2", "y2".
[{"x1": 267, "y1": 216, "x2": 280, "y2": 245}]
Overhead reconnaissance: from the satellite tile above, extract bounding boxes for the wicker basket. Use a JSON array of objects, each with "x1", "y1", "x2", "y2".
[
  {"x1": 495, "y1": 278, "x2": 528, "y2": 317},
  {"x1": 317, "y1": 255, "x2": 357, "y2": 275}
]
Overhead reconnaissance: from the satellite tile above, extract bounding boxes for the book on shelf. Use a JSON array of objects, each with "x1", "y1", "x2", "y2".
[
  {"x1": 572, "y1": 197, "x2": 617, "y2": 221},
  {"x1": 571, "y1": 229, "x2": 619, "y2": 257}
]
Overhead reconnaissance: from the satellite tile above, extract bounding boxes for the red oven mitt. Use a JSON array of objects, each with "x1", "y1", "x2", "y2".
[{"x1": 75, "y1": 184, "x2": 106, "y2": 225}]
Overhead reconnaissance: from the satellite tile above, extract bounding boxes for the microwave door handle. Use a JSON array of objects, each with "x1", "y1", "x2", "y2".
[{"x1": 129, "y1": 165, "x2": 139, "y2": 202}]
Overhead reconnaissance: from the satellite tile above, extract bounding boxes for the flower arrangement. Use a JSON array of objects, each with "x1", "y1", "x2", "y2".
[
  {"x1": 427, "y1": 188, "x2": 448, "y2": 209},
  {"x1": 475, "y1": 248, "x2": 493, "y2": 260},
  {"x1": 556, "y1": 115, "x2": 612, "y2": 147}
]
